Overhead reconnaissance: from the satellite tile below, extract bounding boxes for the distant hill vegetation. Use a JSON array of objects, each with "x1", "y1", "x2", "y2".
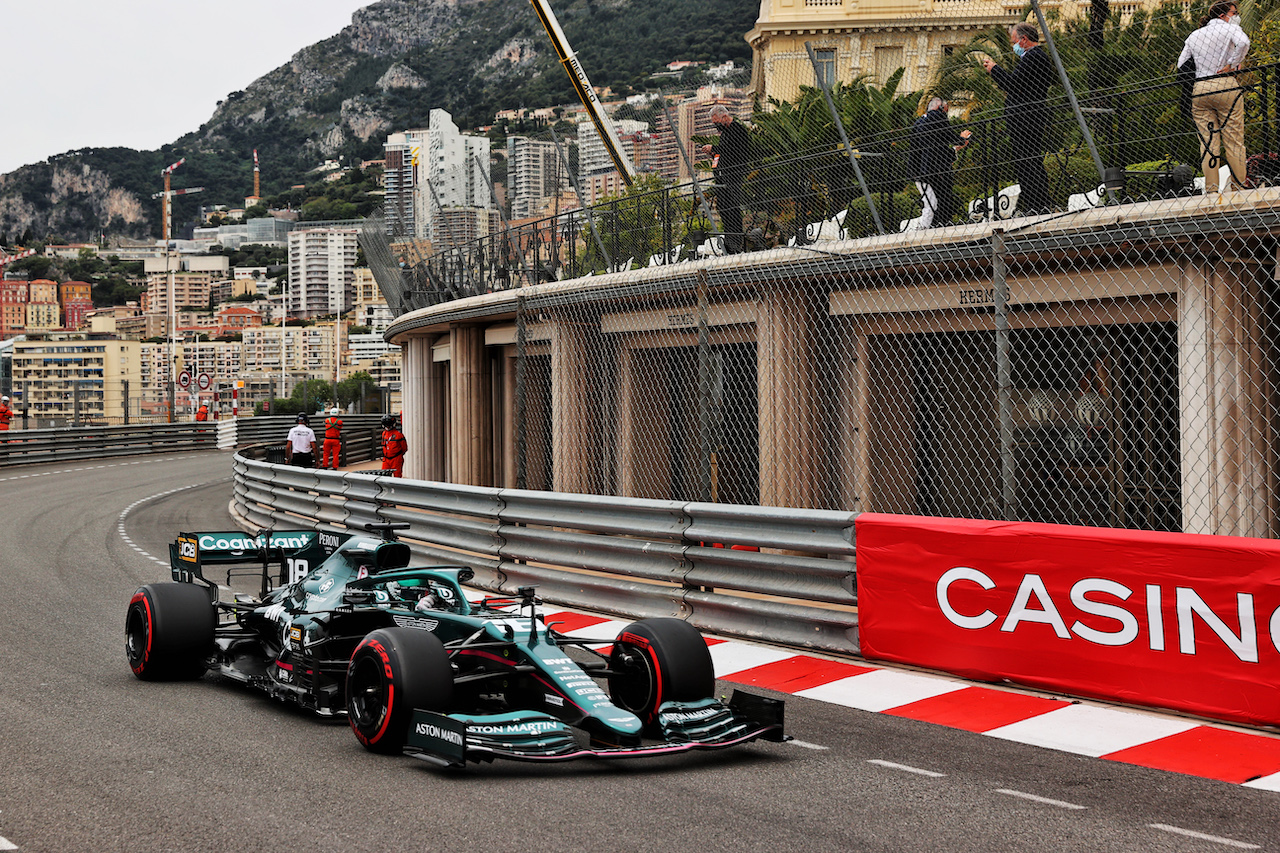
[{"x1": 0, "y1": 0, "x2": 755, "y2": 244}]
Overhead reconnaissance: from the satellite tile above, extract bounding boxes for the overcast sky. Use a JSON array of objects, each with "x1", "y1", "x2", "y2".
[{"x1": 2, "y1": 1, "x2": 372, "y2": 176}]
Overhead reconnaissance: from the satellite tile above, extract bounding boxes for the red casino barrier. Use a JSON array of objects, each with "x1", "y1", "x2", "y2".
[{"x1": 855, "y1": 514, "x2": 1280, "y2": 728}]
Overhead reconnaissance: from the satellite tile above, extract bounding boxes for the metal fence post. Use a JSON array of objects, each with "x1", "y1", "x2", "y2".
[
  {"x1": 515, "y1": 294, "x2": 528, "y2": 490},
  {"x1": 696, "y1": 271, "x2": 713, "y2": 502},
  {"x1": 1030, "y1": 0, "x2": 1116, "y2": 204},
  {"x1": 805, "y1": 41, "x2": 884, "y2": 235},
  {"x1": 993, "y1": 229, "x2": 1015, "y2": 520}
]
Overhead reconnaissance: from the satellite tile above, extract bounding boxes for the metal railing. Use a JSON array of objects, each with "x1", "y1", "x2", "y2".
[
  {"x1": 0, "y1": 415, "x2": 390, "y2": 469},
  {"x1": 0, "y1": 423, "x2": 220, "y2": 467},
  {"x1": 229, "y1": 450, "x2": 859, "y2": 656},
  {"x1": 230, "y1": 414, "x2": 387, "y2": 466},
  {"x1": 365, "y1": 60, "x2": 1280, "y2": 314}
]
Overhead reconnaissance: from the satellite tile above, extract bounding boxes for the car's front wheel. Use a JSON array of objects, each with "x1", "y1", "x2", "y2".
[
  {"x1": 125, "y1": 583, "x2": 216, "y2": 681},
  {"x1": 608, "y1": 617, "x2": 714, "y2": 726},
  {"x1": 346, "y1": 627, "x2": 454, "y2": 754}
]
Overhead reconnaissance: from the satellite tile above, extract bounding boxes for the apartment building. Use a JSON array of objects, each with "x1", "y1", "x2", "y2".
[
  {"x1": 59, "y1": 281, "x2": 93, "y2": 330},
  {"x1": 384, "y1": 128, "x2": 430, "y2": 239},
  {"x1": 0, "y1": 281, "x2": 27, "y2": 339},
  {"x1": 353, "y1": 268, "x2": 393, "y2": 331},
  {"x1": 286, "y1": 228, "x2": 358, "y2": 319},
  {"x1": 577, "y1": 119, "x2": 648, "y2": 192},
  {"x1": 241, "y1": 323, "x2": 340, "y2": 383},
  {"x1": 12, "y1": 333, "x2": 141, "y2": 423},
  {"x1": 507, "y1": 137, "x2": 570, "y2": 220},
  {"x1": 420, "y1": 109, "x2": 493, "y2": 243}
]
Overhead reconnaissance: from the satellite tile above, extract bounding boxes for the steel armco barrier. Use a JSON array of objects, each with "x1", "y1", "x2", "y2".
[
  {"x1": 0, "y1": 423, "x2": 220, "y2": 467},
  {"x1": 225, "y1": 415, "x2": 386, "y2": 465},
  {"x1": 0, "y1": 414, "x2": 388, "y2": 469},
  {"x1": 229, "y1": 450, "x2": 859, "y2": 656}
]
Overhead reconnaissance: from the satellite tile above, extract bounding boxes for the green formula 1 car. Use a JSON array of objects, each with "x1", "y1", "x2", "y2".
[{"x1": 125, "y1": 522, "x2": 786, "y2": 766}]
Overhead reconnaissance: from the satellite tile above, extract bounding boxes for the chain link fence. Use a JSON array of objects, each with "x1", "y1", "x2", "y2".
[{"x1": 367, "y1": 1, "x2": 1280, "y2": 539}]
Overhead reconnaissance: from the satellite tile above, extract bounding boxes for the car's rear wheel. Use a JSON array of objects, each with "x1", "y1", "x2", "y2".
[
  {"x1": 125, "y1": 583, "x2": 216, "y2": 681},
  {"x1": 346, "y1": 627, "x2": 454, "y2": 754},
  {"x1": 608, "y1": 617, "x2": 714, "y2": 725}
]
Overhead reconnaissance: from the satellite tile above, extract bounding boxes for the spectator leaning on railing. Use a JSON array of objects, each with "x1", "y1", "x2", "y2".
[
  {"x1": 701, "y1": 104, "x2": 751, "y2": 254},
  {"x1": 982, "y1": 23, "x2": 1055, "y2": 215},
  {"x1": 1179, "y1": 1, "x2": 1251, "y2": 192},
  {"x1": 908, "y1": 97, "x2": 971, "y2": 228}
]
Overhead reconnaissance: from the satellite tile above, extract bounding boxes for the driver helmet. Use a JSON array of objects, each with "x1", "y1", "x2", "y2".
[{"x1": 381, "y1": 414, "x2": 397, "y2": 429}]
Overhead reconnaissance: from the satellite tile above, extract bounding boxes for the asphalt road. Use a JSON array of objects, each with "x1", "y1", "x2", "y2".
[{"x1": 0, "y1": 452, "x2": 1275, "y2": 852}]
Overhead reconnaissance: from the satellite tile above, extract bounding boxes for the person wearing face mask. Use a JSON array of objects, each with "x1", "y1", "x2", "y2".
[
  {"x1": 982, "y1": 23, "x2": 1056, "y2": 215},
  {"x1": 1178, "y1": 2, "x2": 1251, "y2": 192}
]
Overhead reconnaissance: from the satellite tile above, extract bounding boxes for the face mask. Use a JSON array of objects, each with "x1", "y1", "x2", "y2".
[
  {"x1": 1013, "y1": 43, "x2": 1026, "y2": 58},
  {"x1": 1229, "y1": 14, "x2": 1240, "y2": 25}
]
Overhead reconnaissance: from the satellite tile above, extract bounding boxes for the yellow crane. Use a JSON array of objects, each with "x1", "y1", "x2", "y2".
[{"x1": 530, "y1": 0, "x2": 635, "y2": 187}]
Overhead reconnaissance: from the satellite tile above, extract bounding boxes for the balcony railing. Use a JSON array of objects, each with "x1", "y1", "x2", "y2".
[{"x1": 365, "y1": 61, "x2": 1280, "y2": 313}]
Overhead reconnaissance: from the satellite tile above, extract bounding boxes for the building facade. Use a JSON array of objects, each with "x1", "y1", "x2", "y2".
[
  {"x1": 12, "y1": 333, "x2": 141, "y2": 424},
  {"x1": 421, "y1": 109, "x2": 493, "y2": 244},
  {"x1": 507, "y1": 137, "x2": 569, "y2": 220},
  {"x1": 746, "y1": 0, "x2": 1021, "y2": 103},
  {"x1": 286, "y1": 229, "x2": 358, "y2": 319},
  {"x1": 384, "y1": 128, "x2": 430, "y2": 239}
]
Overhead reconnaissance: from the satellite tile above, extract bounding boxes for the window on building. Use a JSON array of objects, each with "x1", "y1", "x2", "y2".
[
  {"x1": 813, "y1": 48, "x2": 837, "y2": 89},
  {"x1": 874, "y1": 46, "x2": 905, "y2": 86}
]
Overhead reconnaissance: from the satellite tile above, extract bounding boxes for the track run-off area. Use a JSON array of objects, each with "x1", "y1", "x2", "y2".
[{"x1": 0, "y1": 452, "x2": 1276, "y2": 852}]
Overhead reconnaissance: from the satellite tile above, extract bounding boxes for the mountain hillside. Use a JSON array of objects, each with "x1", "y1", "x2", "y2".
[{"x1": 0, "y1": 0, "x2": 756, "y2": 244}]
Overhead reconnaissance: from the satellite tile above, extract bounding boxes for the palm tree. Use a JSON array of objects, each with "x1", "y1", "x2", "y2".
[{"x1": 748, "y1": 71, "x2": 921, "y2": 240}]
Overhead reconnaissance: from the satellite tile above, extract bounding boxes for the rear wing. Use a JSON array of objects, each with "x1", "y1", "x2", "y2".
[{"x1": 170, "y1": 530, "x2": 349, "y2": 593}]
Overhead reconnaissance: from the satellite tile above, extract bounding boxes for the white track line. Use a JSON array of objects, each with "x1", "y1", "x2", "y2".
[
  {"x1": 117, "y1": 477, "x2": 232, "y2": 566},
  {"x1": 0, "y1": 456, "x2": 191, "y2": 484},
  {"x1": 786, "y1": 739, "x2": 830, "y2": 751},
  {"x1": 866, "y1": 759, "x2": 946, "y2": 778},
  {"x1": 1147, "y1": 824, "x2": 1260, "y2": 849},
  {"x1": 995, "y1": 789, "x2": 1088, "y2": 810}
]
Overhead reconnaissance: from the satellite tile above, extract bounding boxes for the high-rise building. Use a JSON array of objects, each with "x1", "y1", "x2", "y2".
[
  {"x1": 420, "y1": 109, "x2": 493, "y2": 243},
  {"x1": 383, "y1": 128, "x2": 429, "y2": 239},
  {"x1": 286, "y1": 228, "x2": 358, "y2": 319},
  {"x1": 577, "y1": 119, "x2": 649, "y2": 191},
  {"x1": 507, "y1": 137, "x2": 569, "y2": 220}
]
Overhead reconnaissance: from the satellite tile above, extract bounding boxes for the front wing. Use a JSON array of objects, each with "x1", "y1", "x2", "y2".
[{"x1": 403, "y1": 691, "x2": 786, "y2": 767}]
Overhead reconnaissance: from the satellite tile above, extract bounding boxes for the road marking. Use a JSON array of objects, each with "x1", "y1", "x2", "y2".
[
  {"x1": 798, "y1": 668, "x2": 968, "y2": 712},
  {"x1": 1242, "y1": 770, "x2": 1280, "y2": 791},
  {"x1": 866, "y1": 759, "x2": 945, "y2": 778},
  {"x1": 0, "y1": 456, "x2": 186, "y2": 484},
  {"x1": 985, "y1": 704, "x2": 1199, "y2": 757},
  {"x1": 0, "y1": 835, "x2": 17, "y2": 850},
  {"x1": 1147, "y1": 824, "x2": 1260, "y2": 849},
  {"x1": 995, "y1": 789, "x2": 1087, "y2": 810},
  {"x1": 116, "y1": 477, "x2": 232, "y2": 566},
  {"x1": 786, "y1": 739, "x2": 830, "y2": 751}
]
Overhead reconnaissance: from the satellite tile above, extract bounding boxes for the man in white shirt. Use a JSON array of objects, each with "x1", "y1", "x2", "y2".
[
  {"x1": 284, "y1": 413, "x2": 318, "y2": 468},
  {"x1": 1178, "y1": 2, "x2": 1251, "y2": 192}
]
